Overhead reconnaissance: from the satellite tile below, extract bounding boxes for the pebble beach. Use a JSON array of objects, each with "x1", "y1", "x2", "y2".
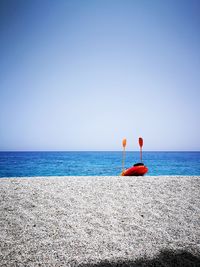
[{"x1": 1, "y1": 176, "x2": 200, "y2": 266}]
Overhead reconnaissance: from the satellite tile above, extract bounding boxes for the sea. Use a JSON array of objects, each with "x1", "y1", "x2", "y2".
[{"x1": 0, "y1": 151, "x2": 200, "y2": 177}]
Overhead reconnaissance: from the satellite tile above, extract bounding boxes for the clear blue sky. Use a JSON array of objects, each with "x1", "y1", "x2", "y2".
[{"x1": 0, "y1": 0, "x2": 200, "y2": 151}]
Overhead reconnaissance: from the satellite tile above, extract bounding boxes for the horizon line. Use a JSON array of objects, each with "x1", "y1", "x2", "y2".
[{"x1": 0, "y1": 150, "x2": 200, "y2": 153}]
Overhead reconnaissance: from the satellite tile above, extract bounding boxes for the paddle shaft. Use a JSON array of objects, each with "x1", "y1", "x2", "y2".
[{"x1": 122, "y1": 147, "x2": 126, "y2": 171}]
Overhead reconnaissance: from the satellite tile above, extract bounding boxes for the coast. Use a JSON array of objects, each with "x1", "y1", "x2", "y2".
[{"x1": 0, "y1": 176, "x2": 200, "y2": 266}]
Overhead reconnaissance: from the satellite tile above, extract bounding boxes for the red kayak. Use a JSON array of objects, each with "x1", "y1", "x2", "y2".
[{"x1": 121, "y1": 163, "x2": 148, "y2": 176}]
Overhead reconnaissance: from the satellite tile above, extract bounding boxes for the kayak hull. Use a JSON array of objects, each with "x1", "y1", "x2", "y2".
[{"x1": 122, "y1": 165, "x2": 148, "y2": 176}]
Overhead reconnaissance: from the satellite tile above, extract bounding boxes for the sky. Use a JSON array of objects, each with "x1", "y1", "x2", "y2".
[{"x1": 0, "y1": 0, "x2": 200, "y2": 151}]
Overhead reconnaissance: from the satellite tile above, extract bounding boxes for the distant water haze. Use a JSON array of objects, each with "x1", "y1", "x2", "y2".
[{"x1": 0, "y1": 0, "x2": 199, "y2": 151}]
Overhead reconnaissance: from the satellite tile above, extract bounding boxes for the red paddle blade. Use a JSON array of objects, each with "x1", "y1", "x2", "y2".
[
  {"x1": 122, "y1": 138, "x2": 127, "y2": 148},
  {"x1": 139, "y1": 137, "x2": 143, "y2": 148}
]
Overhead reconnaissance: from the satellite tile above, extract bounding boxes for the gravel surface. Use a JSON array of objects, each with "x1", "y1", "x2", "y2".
[{"x1": 0, "y1": 176, "x2": 200, "y2": 266}]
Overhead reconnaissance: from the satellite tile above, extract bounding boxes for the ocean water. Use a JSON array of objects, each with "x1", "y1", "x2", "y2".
[{"x1": 0, "y1": 151, "x2": 200, "y2": 177}]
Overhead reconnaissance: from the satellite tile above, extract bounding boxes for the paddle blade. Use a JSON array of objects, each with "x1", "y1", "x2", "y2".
[
  {"x1": 139, "y1": 137, "x2": 143, "y2": 148},
  {"x1": 122, "y1": 138, "x2": 127, "y2": 148}
]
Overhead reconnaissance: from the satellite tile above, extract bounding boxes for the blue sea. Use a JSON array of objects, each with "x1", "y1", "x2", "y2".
[{"x1": 0, "y1": 151, "x2": 200, "y2": 177}]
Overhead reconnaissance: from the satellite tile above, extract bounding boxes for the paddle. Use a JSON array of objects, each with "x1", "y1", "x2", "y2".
[
  {"x1": 139, "y1": 137, "x2": 143, "y2": 162},
  {"x1": 122, "y1": 138, "x2": 127, "y2": 171}
]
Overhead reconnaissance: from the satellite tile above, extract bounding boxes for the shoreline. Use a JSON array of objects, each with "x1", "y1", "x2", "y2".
[
  {"x1": 1, "y1": 176, "x2": 200, "y2": 266},
  {"x1": 1, "y1": 174, "x2": 200, "y2": 179}
]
